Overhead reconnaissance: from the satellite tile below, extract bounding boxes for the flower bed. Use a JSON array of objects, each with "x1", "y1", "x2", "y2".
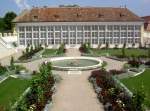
[
  {"x1": 18, "y1": 45, "x2": 43, "y2": 61},
  {"x1": 89, "y1": 69, "x2": 145, "y2": 111},
  {"x1": 14, "y1": 62, "x2": 55, "y2": 111}
]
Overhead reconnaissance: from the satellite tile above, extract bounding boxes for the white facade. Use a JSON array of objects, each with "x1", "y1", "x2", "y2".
[
  {"x1": 143, "y1": 31, "x2": 150, "y2": 45},
  {"x1": 16, "y1": 22, "x2": 143, "y2": 48}
]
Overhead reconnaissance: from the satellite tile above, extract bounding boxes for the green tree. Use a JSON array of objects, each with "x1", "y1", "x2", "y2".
[
  {"x1": 121, "y1": 43, "x2": 126, "y2": 57},
  {"x1": 26, "y1": 44, "x2": 30, "y2": 54},
  {"x1": 122, "y1": 47, "x2": 126, "y2": 57},
  {"x1": 105, "y1": 42, "x2": 109, "y2": 49},
  {"x1": 123, "y1": 42, "x2": 126, "y2": 48},
  {"x1": 30, "y1": 45, "x2": 33, "y2": 53},
  {"x1": 10, "y1": 56, "x2": 15, "y2": 69},
  {"x1": 3, "y1": 12, "x2": 17, "y2": 31},
  {"x1": 0, "y1": 18, "x2": 5, "y2": 32}
]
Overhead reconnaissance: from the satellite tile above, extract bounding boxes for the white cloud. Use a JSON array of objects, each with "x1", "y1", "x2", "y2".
[{"x1": 13, "y1": 0, "x2": 30, "y2": 10}]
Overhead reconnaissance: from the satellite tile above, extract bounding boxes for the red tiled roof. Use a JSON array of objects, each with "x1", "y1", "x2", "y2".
[
  {"x1": 13, "y1": 7, "x2": 143, "y2": 23},
  {"x1": 142, "y1": 16, "x2": 150, "y2": 31}
]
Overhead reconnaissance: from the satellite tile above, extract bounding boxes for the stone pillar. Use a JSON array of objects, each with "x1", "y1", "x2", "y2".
[
  {"x1": 75, "y1": 26, "x2": 77, "y2": 45},
  {"x1": 31, "y1": 26, "x2": 33, "y2": 46},
  {"x1": 8, "y1": 33, "x2": 11, "y2": 36},
  {"x1": 126, "y1": 25, "x2": 128, "y2": 46},
  {"x1": 60, "y1": 26, "x2": 62, "y2": 44},
  {"x1": 105, "y1": 25, "x2": 107, "y2": 44},
  {"x1": 53, "y1": 26, "x2": 55, "y2": 45},
  {"x1": 141, "y1": 24, "x2": 144, "y2": 46},
  {"x1": 98, "y1": 26, "x2": 99, "y2": 45},
  {"x1": 25, "y1": 27, "x2": 27, "y2": 46},
  {"x1": 118, "y1": 25, "x2": 121, "y2": 45},
  {"x1": 83, "y1": 26, "x2": 85, "y2": 43},
  {"x1": 4, "y1": 33, "x2": 7, "y2": 37},
  {"x1": 90, "y1": 26, "x2": 92, "y2": 45},
  {"x1": 46, "y1": 26, "x2": 48, "y2": 46},
  {"x1": 39, "y1": 26, "x2": 41, "y2": 45},
  {"x1": 16, "y1": 27, "x2": 20, "y2": 46},
  {"x1": 68, "y1": 26, "x2": 70, "y2": 45},
  {"x1": 112, "y1": 25, "x2": 114, "y2": 45},
  {"x1": 133, "y1": 25, "x2": 135, "y2": 43}
]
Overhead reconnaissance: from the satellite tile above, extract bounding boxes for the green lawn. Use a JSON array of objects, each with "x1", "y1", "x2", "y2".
[
  {"x1": 92, "y1": 48, "x2": 148, "y2": 57},
  {"x1": 42, "y1": 49, "x2": 58, "y2": 57},
  {"x1": 0, "y1": 77, "x2": 30, "y2": 109},
  {"x1": 121, "y1": 69, "x2": 150, "y2": 108}
]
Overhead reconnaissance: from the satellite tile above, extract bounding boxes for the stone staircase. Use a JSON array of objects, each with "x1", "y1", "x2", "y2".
[{"x1": 0, "y1": 38, "x2": 16, "y2": 59}]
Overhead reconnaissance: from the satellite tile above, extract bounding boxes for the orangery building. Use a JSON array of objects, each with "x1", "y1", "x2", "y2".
[{"x1": 13, "y1": 7, "x2": 143, "y2": 48}]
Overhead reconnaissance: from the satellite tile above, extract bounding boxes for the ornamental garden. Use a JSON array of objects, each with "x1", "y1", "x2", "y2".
[{"x1": 0, "y1": 43, "x2": 150, "y2": 111}]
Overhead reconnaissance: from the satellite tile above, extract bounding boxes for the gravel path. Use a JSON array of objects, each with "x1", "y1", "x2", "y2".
[
  {"x1": 50, "y1": 49, "x2": 104, "y2": 111},
  {"x1": 50, "y1": 70, "x2": 104, "y2": 111},
  {"x1": 100, "y1": 57, "x2": 126, "y2": 71}
]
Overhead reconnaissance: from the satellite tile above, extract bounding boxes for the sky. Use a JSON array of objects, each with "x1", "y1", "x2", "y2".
[{"x1": 0, "y1": 0, "x2": 150, "y2": 17}]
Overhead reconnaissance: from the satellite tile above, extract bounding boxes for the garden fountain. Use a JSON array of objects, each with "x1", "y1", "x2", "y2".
[{"x1": 50, "y1": 57, "x2": 102, "y2": 71}]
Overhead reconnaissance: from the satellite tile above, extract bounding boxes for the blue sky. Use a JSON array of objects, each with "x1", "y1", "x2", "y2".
[{"x1": 0, "y1": 0, "x2": 150, "y2": 17}]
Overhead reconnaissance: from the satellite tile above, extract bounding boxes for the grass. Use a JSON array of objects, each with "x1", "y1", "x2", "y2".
[
  {"x1": 0, "y1": 77, "x2": 30, "y2": 109},
  {"x1": 42, "y1": 49, "x2": 58, "y2": 57},
  {"x1": 92, "y1": 48, "x2": 148, "y2": 57},
  {"x1": 121, "y1": 69, "x2": 150, "y2": 108}
]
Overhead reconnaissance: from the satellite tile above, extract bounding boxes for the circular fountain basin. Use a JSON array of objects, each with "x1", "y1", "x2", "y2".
[{"x1": 50, "y1": 57, "x2": 102, "y2": 71}]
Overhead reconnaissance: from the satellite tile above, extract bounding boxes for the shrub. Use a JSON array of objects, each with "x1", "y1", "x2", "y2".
[
  {"x1": 128, "y1": 59, "x2": 142, "y2": 68},
  {"x1": 109, "y1": 69, "x2": 126, "y2": 75},
  {"x1": 79, "y1": 43, "x2": 91, "y2": 53},
  {"x1": 145, "y1": 60, "x2": 150, "y2": 66},
  {"x1": 10, "y1": 56, "x2": 15, "y2": 70},
  {"x1": 105, "y1": 42, "x2": 109, "y2": 49},
  {"x1": 15, "y1": 62, "x2": 55, "y2": 110},
  {"x1": 0, "y1": 63, "x2": 7, "y2": 75},
  {"x1": 19, "y1": 45, "x2": 43, "y2": 61},
  {"x1": 57, "y1": 43, "x2": 66, "y2": 54}
]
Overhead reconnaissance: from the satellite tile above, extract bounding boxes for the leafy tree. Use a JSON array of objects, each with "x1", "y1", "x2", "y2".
[
  {"x1": 122, "y1": 47, "x2": 126, "y2": 57},
  {"x1": 105, "y1": 42, "x2": 109, "y2": 49},
  {"x1": 3, "y1": 12, "x2": 17, "y2": 31},
  {"x1": 0, "y1": 18, "x2": 5, "y2": 32},
  {"x1": 121, "y1": 43, "x2": 126, "y2": 57},
  {"x1": 123, "y1": 42, "x2": 126, "y2": 48},
  {"x1": 26, "y1": 44, "x2": 30, "y2": 54},
  {"x1": 12, "y1": 42, "x2": 17, "y2": 47},
  {"x1": 132, "y1": 43, "x2": 135, "y2": 48},
  {"x1": 30, "y1": 45, "x2": 33, "y2": 53},
  {"x1": 10, "y1": 56, "x2": 15, "y2": 69}
]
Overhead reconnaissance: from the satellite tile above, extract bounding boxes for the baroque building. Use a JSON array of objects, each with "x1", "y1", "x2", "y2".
[{"x1": 13, "y1": 7, "x2": 143, "y2": 48}]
